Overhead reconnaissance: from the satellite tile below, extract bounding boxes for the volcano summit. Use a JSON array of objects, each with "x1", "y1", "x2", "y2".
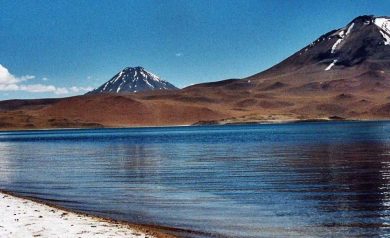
[{"x1": 89, "y1": 66, "x2": 178, "y2": 94}]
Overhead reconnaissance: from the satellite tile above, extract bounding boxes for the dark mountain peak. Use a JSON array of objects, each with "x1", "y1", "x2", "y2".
[
  {"x1": 123, "y1": 66, "x2": 144, "y2": 71},
  {"x1": 347, "y1": 15, "x2": 390, "y2": 31},
  {"x1": 350, "y1": 15, "x2": 375, "y2": 24},
  {"x1": 88, "y1": 66, "x2": 178, "y2": 94},
  {"x1": 255, "y1": 15, "x2": 390, "y2": 78}
]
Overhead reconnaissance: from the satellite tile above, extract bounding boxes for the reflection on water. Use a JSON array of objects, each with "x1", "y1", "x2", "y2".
[{"x1": 1, "y1": 122, "x2": 390, "y2": 237}]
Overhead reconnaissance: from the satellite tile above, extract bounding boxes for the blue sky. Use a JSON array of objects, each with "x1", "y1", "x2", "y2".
[{"x1": 0, "y1": 0, "x2": 389, "y2": 99}]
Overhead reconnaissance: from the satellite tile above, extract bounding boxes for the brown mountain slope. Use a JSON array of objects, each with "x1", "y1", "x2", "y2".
[
  {"x1": 0, "y1": 83, "x2": 389, "y2": 130},
  {"x1": 0, "y1": 93, "x2": 229, "y2": 129}
]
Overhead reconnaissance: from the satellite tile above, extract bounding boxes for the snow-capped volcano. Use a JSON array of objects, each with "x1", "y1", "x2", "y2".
[
  {"x1": 255, "y1": 15, "x2": 390, "y2": 78},
  {"x1": 89, "y1": 66, "x2": 178, "y2": 94}
]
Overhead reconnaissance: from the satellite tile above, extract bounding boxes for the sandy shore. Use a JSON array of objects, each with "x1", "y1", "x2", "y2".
[{"x1": 0, "y1": 192, "x2": 169, "y2": 238}]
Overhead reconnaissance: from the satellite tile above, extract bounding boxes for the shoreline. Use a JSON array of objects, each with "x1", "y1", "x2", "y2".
[
  {"x1": 0, "y1": 191, "x2": 176, "y2": 238},
  {"x1": 0, "y1": 118, "x2": 389, "y2": 132}
]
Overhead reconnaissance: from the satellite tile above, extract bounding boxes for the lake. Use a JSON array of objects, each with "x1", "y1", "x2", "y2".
[{"x1": 1, "y1": 121, "x2": 390, "y2": 237}]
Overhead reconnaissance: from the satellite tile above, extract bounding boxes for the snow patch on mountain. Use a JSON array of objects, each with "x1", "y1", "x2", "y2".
[
  {"x1": 346, "y1": 23, "x2": 355, "y2": 35},
  {"x1": 374, "y1": 17, "x2": 390, "y2": 45},
  {"x1": 374, "y1": 18, "x2": 390, "y2": 34},
  {"x1": 325, "y1": 59, "x2": 338, "y2": 71},
  {"x1": 331, "y1": 38, "x2": 343, "y2": 54},
  {"x1": 379, "y1": 30, "x2": 390, "y2": 45},
  {"x1": 331, "y1": 23, "x2": 354, "y2": 54}
]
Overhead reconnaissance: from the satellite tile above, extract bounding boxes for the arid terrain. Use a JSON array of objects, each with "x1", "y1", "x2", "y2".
[
  {"x1": 1, "y1": 15, "x2": 390, "y2": 130},
  {"x1": 0, "y1": 70, "x2": 389, "y2": 130}
]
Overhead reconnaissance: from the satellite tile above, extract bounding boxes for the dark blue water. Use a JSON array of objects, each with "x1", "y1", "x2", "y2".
[{"x1": 1, "y1": 121, "x2": 390, "y2": 237}]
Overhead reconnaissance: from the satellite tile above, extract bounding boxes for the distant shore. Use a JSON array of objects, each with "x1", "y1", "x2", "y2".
[
  {"x1": 0, "y1": 118, "x2": 387, "y2": 132},
  {"x1": 0, "y1": 191, "x2": 174, "y2": 238}
]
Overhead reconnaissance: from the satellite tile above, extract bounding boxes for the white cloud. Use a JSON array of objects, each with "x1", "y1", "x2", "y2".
[
  {"x1": 19, "y1": 84, "x2": 56, "y2": 93},
  {"x1": 20, "y1": 75, "x2": 35, "y2": 81},
  {"x1": 54, "y1": 87, "x2": 69, "y2": 95},
  {"x1": 69, "y1": 86, "x2": 94, "y2": 93},
  {"x1": 70, "y1": 86, "x2": 79, "y2": 93},
  {"x1": 175, "y1": 52, "x2": 184, "y2": 57},
  {"x1": 0, "y1": 64, "x2": 34, "y2": 85},
  {"x1": 0, "y1": 84, "x2": 20, "y2": 91},
  {"x1": 0, "y1": 64, "x2": 94, "y2": 96}
]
